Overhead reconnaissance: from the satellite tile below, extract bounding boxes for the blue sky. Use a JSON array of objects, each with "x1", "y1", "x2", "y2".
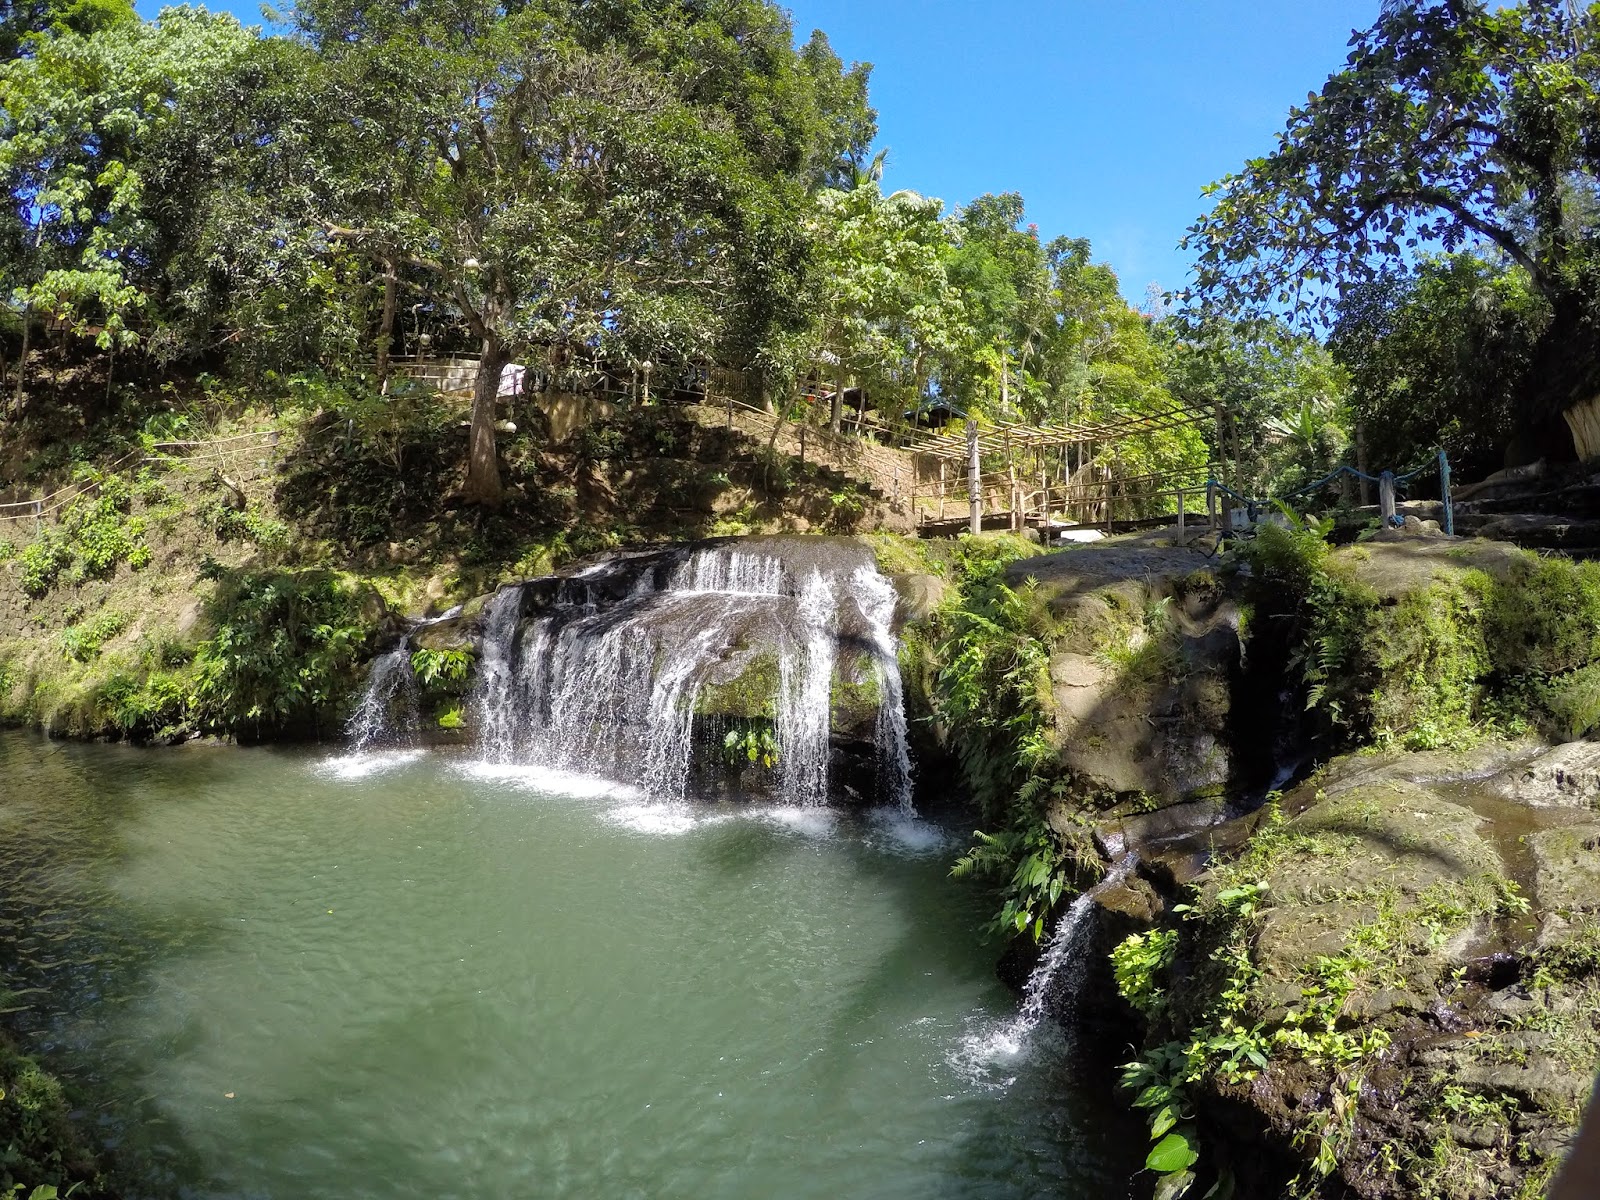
[
  {"x1": 139, "y1": 0, "x2": 1379, "y2": 299},
  {"x1": 783, "y1": 1, "x2": 1379, "y2": 299}
]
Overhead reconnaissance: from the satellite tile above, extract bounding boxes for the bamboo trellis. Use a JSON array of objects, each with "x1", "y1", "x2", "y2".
[{"x1": 904, "y1": 402, "x2": 1218, "y2": 533}]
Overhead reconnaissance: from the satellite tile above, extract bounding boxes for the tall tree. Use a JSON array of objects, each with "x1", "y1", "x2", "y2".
[
  {"x1": 1185, "y1": 0, "x2": 1600, "y2": 455},
  {"x1": 0, "y1": 6, "x2": 253, "y2": 403}
]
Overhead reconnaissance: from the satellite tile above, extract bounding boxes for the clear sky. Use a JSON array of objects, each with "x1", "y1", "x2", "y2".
[
  {"x1": 782, "y1": 0, "x2": 1380, "y2": 299},
  {"x1": 138, "y1": 0, "x2": 1380, "y2": 300}
]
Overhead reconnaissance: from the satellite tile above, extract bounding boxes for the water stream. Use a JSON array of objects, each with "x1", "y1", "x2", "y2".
[
  {"x1": 364, "y1": 540, "x2": 917, "y2": 809},
  {"x1": 0, "y1": 732, "x2": 1139, "y2": 1199}
]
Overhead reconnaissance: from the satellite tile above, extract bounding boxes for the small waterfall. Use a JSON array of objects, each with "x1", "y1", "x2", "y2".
[
  {"x1": 851, "y1": 563, "x2": 915, "y2": 812},
  {"x1": 1013, "y1": 855, "x2": 1140, "y2": 1037},
  {"x1": 346, "y1": 642, "x2": 419, "y2": 751},
  {"x1": 468, "y1": 540, "x2": 917, "y2": 807},
  {"x1": 776, "y1": 569, "x2": 838, "y2": 807},
  {"x1": 473, "y1": 589, "x2": 524, "y2": 761}
]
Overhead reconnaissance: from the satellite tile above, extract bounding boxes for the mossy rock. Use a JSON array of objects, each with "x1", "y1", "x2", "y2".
[
  {"x1": 695, "y1": 652, "x2": 780, "y2": 720},
  {"x1": 1253, "y1": 782, "x2": 1503, "y2": 985}
]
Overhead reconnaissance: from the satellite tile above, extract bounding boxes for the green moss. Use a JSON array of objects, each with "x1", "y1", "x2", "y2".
[
  {"x1": 695, "y1": 653, "x2": 780, "y2": 720},
  {"x1": 830, "y1": 656, "x2": 883, "y2": 727},
  {"x1": 1254, "y1": 538, "x2": 1600, "y2": 749},
  {"x1": 1484, "y1": 553, "x2": 1600, "y2": 676}
]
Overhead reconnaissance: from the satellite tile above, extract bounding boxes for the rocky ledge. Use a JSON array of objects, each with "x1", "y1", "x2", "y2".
[{"x1": 1096, "y1": 738, "x2": 1600, "y2": 1200}]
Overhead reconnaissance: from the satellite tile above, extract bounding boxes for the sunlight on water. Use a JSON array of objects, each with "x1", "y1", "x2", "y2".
[{"x1": 0, "y1": 733, "x2": 1140, "y2": 1200}]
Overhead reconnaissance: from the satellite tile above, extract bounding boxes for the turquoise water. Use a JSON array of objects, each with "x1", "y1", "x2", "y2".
[{"x1": 0, "y1": 733, "x2": 1136, "y2": 1198}]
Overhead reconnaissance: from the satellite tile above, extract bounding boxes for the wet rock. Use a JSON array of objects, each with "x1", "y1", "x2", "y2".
[
  {"x1": 888, "y1": 573, "x2": 947, "y2": 626},
  {"x1": 1529, "y1": 822, "x2": 1600, "y2": 915},
  {"x1": 1487, "y1": 741, "x2": 1600, "y2": 808}
]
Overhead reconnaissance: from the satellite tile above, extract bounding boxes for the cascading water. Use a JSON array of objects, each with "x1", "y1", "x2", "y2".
[
  {"x1": 468, "y1": 540, "x2": 915, "y2": 808},
  {"x1": 853, "y1": 563, "x2": 915, "y2": 812},
  {"x1": 346, "y1": 641, "x2": 419, "y2": 751},
  {"x1": 953, "y1": 857, "x2": 1145, "y2": 1075},
  {"x1": 974, "y1": 855, "x2": 1141, "y2": 1062}
]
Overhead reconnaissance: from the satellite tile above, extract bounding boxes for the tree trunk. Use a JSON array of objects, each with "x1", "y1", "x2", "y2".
[
  {"x1": 13, "y1": 308, "x2": 30, "y2": 412},
  {"x1": 830, "y1": 369, "x2": 844, "y2": 434},
  {"x1": 463, "y1": 334, "x2": 506, "y2": 508},
  {"x1": 376, "y1": 260, "x2": 398, "y2": 390}
]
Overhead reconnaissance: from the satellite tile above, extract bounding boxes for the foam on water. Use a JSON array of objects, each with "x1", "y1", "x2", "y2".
[
  {"x1": 451, "y1": 760, "x2": 646, "y2": 803},
  {"x1": 316, "y1": 749, "x2": 429, "y2": 780}
]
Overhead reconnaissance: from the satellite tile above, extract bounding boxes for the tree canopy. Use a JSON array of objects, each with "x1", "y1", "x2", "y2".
[{"x1": 1185, "y1": 0, "x2": 1600, "y2": 452}]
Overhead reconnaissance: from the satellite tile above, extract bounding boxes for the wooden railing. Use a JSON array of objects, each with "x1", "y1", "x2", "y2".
[{"x1": 0, "y1": 428, "x2": 282, "y2": 526}]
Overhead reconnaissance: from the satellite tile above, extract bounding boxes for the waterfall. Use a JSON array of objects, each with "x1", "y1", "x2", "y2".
[
  {"x1": 468, "y1": 541, "x2": 917, "y2": 808},
  {"x1": 1012, "y1": 855, "x2": 1139, "y2": 1037},
  {"x1": 473, "y1": 588, "x2": 524, "y2": 761},
  {"x1": 346, "y1": 642, "x2": 419, "y2": 751},
  {"x1": 851, "y1": 562, "x2": 915, "y2": 812}
]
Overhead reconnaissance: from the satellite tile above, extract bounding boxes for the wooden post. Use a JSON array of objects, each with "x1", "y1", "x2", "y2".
[
  {"x1": 1356, "y1": 422, "x2": 1372, "y2": 507},
  {"x1": 1207, "y1": 481, "x2": 1217, "y2": 531},
  {"x1": 1379, "y1": 470, "x2": 1397, "y2": 527},
  {"x1": 1005, "y1": 429, "x2": 1020, "y2": 532},
  {"x1": 938, "y1": 460, "x2": 946, "y2": 521},
  {"x1": 967, "y1": 418, "x2": 981, "y2": 535},
  {"x1": 1177, "y1": 487, "x2": 1186, "y2": 536},
  {"x1": 1439, "y1": 449, "x2": 1454, "y2": 536},
  {"x1": 799, "y1": 424, "x2": 806, "y2": 466}
]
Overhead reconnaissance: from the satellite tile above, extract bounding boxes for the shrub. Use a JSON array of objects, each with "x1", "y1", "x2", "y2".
[
  {"x1": 57, "y1": 611, "x2": 129, "y2": 663},
  {"x1": 60, "y1": 477, "x2": 145, "y2": 579},
  {"x1": 16, "y1": 533, "x2": 71, "y2": 598},
  {"x1": 191, "y1": 569, "x2": 370, "y2": 737},
  {"x1": 1483, "y1": 554, "x2": 1600, "y2": 677}
]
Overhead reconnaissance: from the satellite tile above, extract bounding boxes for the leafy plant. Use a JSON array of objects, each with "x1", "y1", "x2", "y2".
[
  {"x1": 410, "y1": 647, "x2": 473, "y2": 688},
  {"x1": 190, "y1": 569, "x2": 370, "y2": 737},
  {"x1": 16, "y1": 533, "x2": 71, "y2": 598},
  {"x1": 722, "y1": 722, "x2": 780, "y2": 769},
  {"x1": 57, "y1": 611, "x2": 128, "y2": 662}
]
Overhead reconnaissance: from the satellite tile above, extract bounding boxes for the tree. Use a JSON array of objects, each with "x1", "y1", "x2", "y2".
[
  {"x1": 803, "y1": 181, "x2": 964, "y2": 431},
  {"x1": 0, "y1": 0, "x2": 131, "y2": 61},
  {"x1": 1184, "y1": 0, "x2": 1600, "y2": 451},
  {"x1": 1329, "y1": 253, "x2": 1543, "y2": 478},
  {"x1": 1164, "y1": 316, "x2": 1349, "y2": 497},
  {"x1": 278, "y1": 0, "x2": 869, "y2": 506},
  {"x1": 0, "y1": 6, "x2": 254, "y2": 404}
]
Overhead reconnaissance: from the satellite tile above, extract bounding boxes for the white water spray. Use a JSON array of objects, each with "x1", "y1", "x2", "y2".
[
  {"x1": 346, "y1": 642, "x2": 419, "y2": 751},
  {"x1": 468, "y1": 542, "x2": 917, "y2": 808}
]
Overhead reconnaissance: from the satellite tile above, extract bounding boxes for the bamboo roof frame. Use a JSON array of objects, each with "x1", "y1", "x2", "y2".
[{"x1": 904, "y1": 401, "x2": 1216, "y2": 462}]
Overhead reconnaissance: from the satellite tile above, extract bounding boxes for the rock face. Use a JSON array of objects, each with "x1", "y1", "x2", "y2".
[
  {"x1": 1122, "y1": 744, "x2": 1600, "y2": 1200},
  {"x1": 1005, "y1": 532, "x2": 1255, "y2": 810}
]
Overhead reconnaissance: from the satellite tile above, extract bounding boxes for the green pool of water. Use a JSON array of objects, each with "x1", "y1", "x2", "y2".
[{"x1": 0, "y1": 733, "x2": 1135, "y2": 1198}]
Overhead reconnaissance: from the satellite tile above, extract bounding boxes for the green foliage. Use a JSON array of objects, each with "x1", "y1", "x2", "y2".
[
  {"x1": 59, "y1": 478, "x2": 147, "y2": 579},
  {"x1": 1483, "y1": 554, "x2": 1600, "y2": 678},
  {"x1": 409, "y1": 647, "x2": 472, "y2": 689},
  {"x1": 1541, "y1": 662, "x2": 1600, "y2": 741},
  {"x1": 1187, "y1": 1, "x2": 1600, "y2": 445},
  {"x1": 931, "y1": 549, "x2": 1055, "y2": 819},
  {"x1": 56, "y1": 609, "x2": 126, "y2": 662},
  {"x1": 1112, "y1": 928, "x2": 1179, "y2": 1018},
  {"x1": 1331, "y1": 255, "x2": 1545, "y2": 480},
  {"x1": 276, "y1": 378, "x2": 453, "y2": 548},
  {"x1": 15, "y1": 532, "x2": 70, "y2": 598},
  {"x1": 933, "y1": 541, "x2": 1088, "y2": 942},
  {"x1": 0, "y1": 539, "x2": 13, "y2": 562},
  {"x1": 190, "y1": 568, "x2": 370, "y2": 736},
  {"x1": 0, "y1": 1035, "x2": 99, "y2": 1196},
  {"x1": 722, "y1": 721, "x2": 780, "y2": 770},
  {"x1": 951, "y1": 824, "x2": 1067, "y2": 942}
]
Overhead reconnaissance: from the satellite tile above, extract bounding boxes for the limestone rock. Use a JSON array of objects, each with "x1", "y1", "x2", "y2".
[
  {"x1": 1488, "y1": 741, "x2": 1600, "y2": 808},
  {"x1": 1529, "y1": 822, "x2": 1600, "y2": 915}
]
